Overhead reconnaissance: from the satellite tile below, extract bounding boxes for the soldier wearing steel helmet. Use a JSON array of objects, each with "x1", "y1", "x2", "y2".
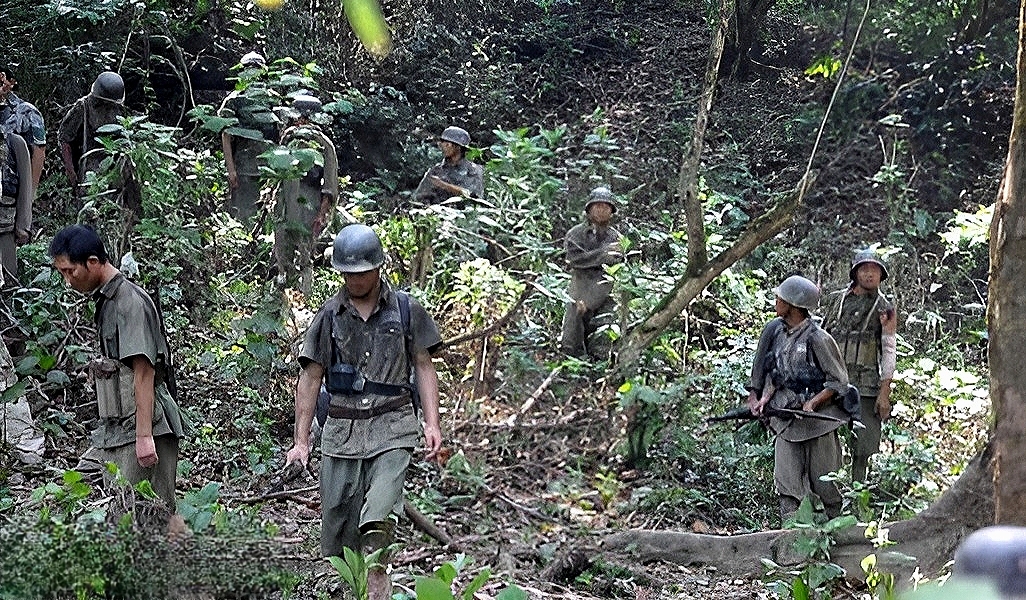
[
  {"x1": 820, "y1": 248, "x2": 898, "y2": 482},
  {"x1": 285, "y1": 223, "x2": 442, "y2": 600},
  {"x1": 57, "y1": 71, "x2": 128, "y2": 191},
  {"x1": 560, "y1": 185, "x2": 623, "y2": 358},
  {"x1": 273, "y1": 94, "x2": 339, "y2": 294},
  {"x1": 413, "y1": 125, "x2": 484, "y2": 205},
  {"x1": 747, "y1": 275, "x2": 850, "y2": 520},
  {"x1": 218, "y1": 52, "x2": 280, "y2": 220}
]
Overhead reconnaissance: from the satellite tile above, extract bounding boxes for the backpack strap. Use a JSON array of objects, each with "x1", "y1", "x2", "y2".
[{"x1": 394, "y1": 290, "x2": 422, "y2": 415}]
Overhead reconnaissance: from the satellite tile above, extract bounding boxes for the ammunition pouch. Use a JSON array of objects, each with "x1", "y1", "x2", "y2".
[
  {"x1": 0, "y1": 195, "x2": 16, "y2": 234},
  {"x1": 88, "y1": 357, "x2": 135, "y2": 418},
  {"x1": 326, "y1": 362, "x2": 362, "y2": 395}
]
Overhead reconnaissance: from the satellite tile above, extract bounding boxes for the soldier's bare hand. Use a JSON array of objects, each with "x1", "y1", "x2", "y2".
[
  {"x1": 575, "y1": 299, "x2": 587, "y2": 314},
  {"x1": 285, "y1": 444, "x2": 310, "y2": 468},
  {"x1": 423, "y1": 424, "x2": 442, "y2": 462},
  {"x1": 136, "y1": 434, "x2": 158, "y2": 468}
]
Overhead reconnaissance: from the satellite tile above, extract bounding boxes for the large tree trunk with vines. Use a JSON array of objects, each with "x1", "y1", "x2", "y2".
[{"x1": 988, "y1": 0, "x2": 1026, "y2": 525}]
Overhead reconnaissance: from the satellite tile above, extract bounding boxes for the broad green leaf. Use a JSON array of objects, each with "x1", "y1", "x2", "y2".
[
  {"x1": 342, "y1": 0, "x2": 392, "y2": 57},
  {"x1": 415, "y1": 576, "x2": 455, "y2": 600}
]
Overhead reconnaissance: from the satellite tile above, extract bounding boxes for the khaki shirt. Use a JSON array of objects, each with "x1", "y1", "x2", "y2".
[
  {"x1": 564, "y1": 222, "x2": 622, "y2": 310},
  {"x1": 300, "y1": 280, "x2": 442, "y2": 459},
  {"x1": 748, "y1": 317, "x2": 849, "y2": 442},
  {"x1": 414, "y1": 157, "x2": 484, "y2": 204},
  {"x1": 820, "y1": 288, "x2": 894, "y2": 396},
  {"x1": 57, "y1": 95, "x2": 126, "y2": 165},
  {"x1": 91, "y1": 274, "x2": 189, "y2": 448}
]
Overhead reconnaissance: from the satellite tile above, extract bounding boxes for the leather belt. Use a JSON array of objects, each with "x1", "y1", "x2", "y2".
[{"x1": 327, "y1": 395, "x2": 409, "y2": 420}]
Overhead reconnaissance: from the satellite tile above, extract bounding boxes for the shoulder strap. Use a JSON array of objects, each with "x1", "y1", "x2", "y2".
[{"x1": 396, "y1": 290, "x2": 411, "y2": 339}]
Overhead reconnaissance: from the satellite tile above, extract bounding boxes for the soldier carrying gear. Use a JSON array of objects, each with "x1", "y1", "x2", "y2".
[
  {"x1": 821, "y1": 247, "x2": 898, "y2": 482},
  {"x1": 219, "y1": 52, "x2": 279, "y2": 220},
  {"x1": 57, "y1": 70, "x2": 128, "y2": 190},
  {"x1": 0, "y1": 67, "x2": 47, "y2": 190},
  {"x1": 748, "y1": 274, "x2": 849, "y2": 521},
  {"x1": 414, "y1": 124, "x2": 484, "y2": 205},
  {"x1": 273, "y1": 93, "x2": 338, "y2": 294},
  {"x1": 286, "y1": 223, "x2": 444, "y2": 600},
  {"x1": 560, "y1": 185, "x2": 623, "y2": 359},
  {"x1": 0, "y1": 127, "x2": 33, "y2": 286}
]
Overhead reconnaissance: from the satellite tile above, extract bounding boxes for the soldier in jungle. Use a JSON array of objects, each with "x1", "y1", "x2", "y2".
[
  {"x1": 0, "y1": 67, "x2": 46, "y2": 190},
  {"x1": 57, "y1": 71, "x2": 128, "y2": 193},
  {"x1": 747, "y1": 275, "x2": 850, "y2": 521},
  {"x1": 49, "y1": 224, "x2": 190, "y2": 524},
  {"x1": 559, "y1": 185, "x2": 623, "y2": 359},
  {"x1": 820, "y1": 249, "x2": 898, "y2": 482},
  {"x1": 413, "y1": 125, "x2": 484, "y2": 205},
  {"x1": 219, "y1": 52, "x2": 280, "y2": 220},
  {"x1": 0, "y1": 125, "x2": 33, "y2": 286},
  {"x1": 285, "y1": 224, "x2": 443, "y2": 600},
  {"x1": 273, "y1": 94, "x2": 338, "y2": 295}
]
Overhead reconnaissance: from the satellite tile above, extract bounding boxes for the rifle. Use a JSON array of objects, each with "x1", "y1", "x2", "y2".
[{"x1": 707, "y1": 405, "x2": 847, "y2": 424}]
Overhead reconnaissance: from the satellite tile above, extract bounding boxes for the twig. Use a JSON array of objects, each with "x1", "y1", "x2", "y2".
[
  {"x1": 238, "y1": 484, "x2": 319, "y2": 504},
  {"x1": 509, "y1": 366, "x2": 563, "y2": 424},
  {"x1": 403, "y1": 499, "x2": 455, "y2": 547}
]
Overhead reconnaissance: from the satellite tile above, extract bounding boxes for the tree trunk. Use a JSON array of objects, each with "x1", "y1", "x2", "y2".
[
  {"x1": 722, "y1": 0, "x2": 776, "y2": 78},
  {"x1": 679, "y1": 0, "x2": 731, "y2": 277},
  {"x1": 601, "y1": 442, "x2": 995, "y2": 583},
  {"x1": 988, "y1": 0, "x2": 1026, "y2": 526}
]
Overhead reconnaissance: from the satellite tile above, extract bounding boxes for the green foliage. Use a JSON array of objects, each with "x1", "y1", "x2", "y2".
[
  {"x1": 762, "y1": 498, "x2": 855, "y2": 599},
  {"x1": 805, "y1": 54, "x2": 842, "y2": 79}
]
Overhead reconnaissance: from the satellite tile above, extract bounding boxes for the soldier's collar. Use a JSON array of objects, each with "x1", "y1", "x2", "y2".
[{"x1": 93, "y1": 272, "x2": 126, "y2": 301}]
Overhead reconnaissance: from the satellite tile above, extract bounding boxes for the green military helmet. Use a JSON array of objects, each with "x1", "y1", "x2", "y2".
[
  {"x1": 584, "y1": 186, "x2": 617, "y2": 213},
  {"x1": 90, "y1": 71, "x2": 125, "y2": 104},
  {"x1": 292, "y1": 94, "x2": 322, "y2": 117},
  {"x1": 953, "y1": 526, "x2": 1026, "y2": 598},
  {"x1": 332, "y1": 224, "x2": 385, "y2": 273},
  {"x1": 240, "y1": 52, "x2": 266, "y2": 68},
  {"x1": 849, "y1": 249, "x2": 889, "y2": 281},
  {"x1": 439, "y1": 126, "x2": 471, "y2": 148},
  {"x1": 773, "y1": 275, "x2": 820, "y2": 310}
]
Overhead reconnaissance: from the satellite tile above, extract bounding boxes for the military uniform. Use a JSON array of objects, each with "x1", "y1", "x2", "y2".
[
  {"x1": 1, "y1": 92, "x2": 46, "y2": 182},
  {"x1": 821, "y1": 288, "x2": 895, "y2": 481},
  {"x1": 0, "y1": 130, "x2": 32, "y2": 284},
  {"x1": 274, "y1": 123, "x2": 338, "y2": 294},
  {"x1": 300, "y1": 279, "x2": 441, "y2": 556},
  {"x1": 218, "y1": 90, "x2": 278, "y2": 219},
  {"x1": 414, "y1": 157, "x2": 484, "y2": 205},
  {"x1": 560, "y1": 221, "x2": 622, "y2": 357},
  {"x1": 57, "y1": 94, "x2": 126, "y2": 182},
  {"x1": 76, "y1": 274, "x2": 189, "y2": 509},
  {"x1": 748, "y1": 316, "x2": 849, "y2": 518}
]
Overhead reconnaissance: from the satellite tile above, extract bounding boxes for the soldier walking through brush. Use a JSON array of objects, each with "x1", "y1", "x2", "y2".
[
  {"x1": 820, "y1": 249, "x2": 898, "y2": 482},
  {"x1": 285, "y1": 224, "x2": 443, "y2": 600},
  {"x1": 747, "y1": 275, "x2": 850, "y2": 520},
  {"x1": 57, "y1": 71, "x2": 128, "y2": 192},
  {"x1": 49, "y1": 224, "x2": 190, "y2": 521},
  {"x1": 273, "y1": 94, "x2": 338, "y2": 295},
  {"x1": 0, "y1": 124, "x2": 33, "y2": 286},
  {"x1": 0, "y1": 66, "x2": 46, "y2": 190},
  {"x1": 560, "y1": 185, "x2": 623, "y2": 359}
]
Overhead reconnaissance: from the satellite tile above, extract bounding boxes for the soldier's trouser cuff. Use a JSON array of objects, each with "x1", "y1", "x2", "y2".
[{"x1": 360, "y1": 519, "x2": 396, "y2": 556}]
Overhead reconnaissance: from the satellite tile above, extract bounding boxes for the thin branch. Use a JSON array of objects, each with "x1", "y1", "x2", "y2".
[{"x1": 441, "y1": 282, "x2": 535, "y2": 347}]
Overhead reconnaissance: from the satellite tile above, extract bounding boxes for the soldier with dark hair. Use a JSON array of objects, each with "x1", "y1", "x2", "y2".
[
  {"x1": 285, "y1": 224, "x2": 443, "y2": 600},
  {"x1": 821, "y1": 249, "x2": 898, "y2": 482},
  {"x1": 273, "y1": 94, "x2": 338, "y2": 294},
  {"x1": 748, "y1": 275, "x2": 850, "y2": 520},
  {"x1": 57, "y1": 71, "x2": 128, "y2": 191},
  {"x1": 49, "y1": 224, "x2": 189, "y2": 516},
  {"x1": 0, "y1": 67, "x2": 46, "y2": 189},
  {"x1": 414, "y1": 126, "x2": 484, "y2": 205}
]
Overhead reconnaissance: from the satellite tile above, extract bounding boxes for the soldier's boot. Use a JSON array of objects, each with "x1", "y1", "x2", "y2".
[{"x1": 361, "y1": 520, "x2": 395, "y2": 600}]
